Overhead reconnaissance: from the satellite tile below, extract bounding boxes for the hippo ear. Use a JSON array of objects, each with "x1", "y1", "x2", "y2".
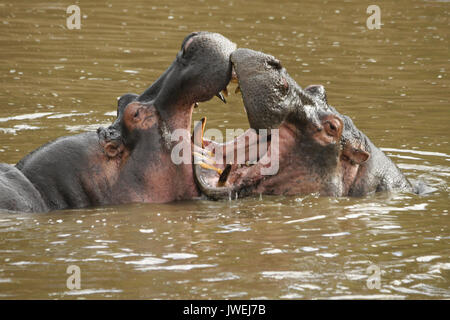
[
  {"x1": 305, "y1": 85, "x2": 327, "y2": 104},
  {"x1": 104, "y1": 141, "x2": 124, "y2": 158},
  {"x1": 117, "y1": 93, "x2": 138, "y2": 117},
  {"x1": 342, "y1": 142, "x2": 370, "y2": 165}
]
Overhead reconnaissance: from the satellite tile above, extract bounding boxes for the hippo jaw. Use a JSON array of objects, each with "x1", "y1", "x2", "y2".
[
  {"x1": 230, "y1": 49, "x2": 295, "y2": 130},
  {"x1": 137, "y1": 32, "x2": 237, "y2": 131},
  {"x1": 98, "y1": 32, "x2": 237, "y2": 155},
  {"x1": 193, "y1": 111, "x2": 348, "y2": 199},
  {"x1": 93, "y1": 32, "x2": 239, "y2": 202},
  {"x1": 193, "y1": 48, "x2": 371, "y2": 199}
]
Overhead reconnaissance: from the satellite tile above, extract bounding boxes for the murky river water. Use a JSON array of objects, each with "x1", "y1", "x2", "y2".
[{"x1": 0, "y1": 0, "x2": 448, "y2": 299}]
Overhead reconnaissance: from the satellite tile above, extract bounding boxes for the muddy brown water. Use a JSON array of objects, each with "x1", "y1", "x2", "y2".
[{"x1": 0, "y1": 0, "x2": 448, "y2": 299}]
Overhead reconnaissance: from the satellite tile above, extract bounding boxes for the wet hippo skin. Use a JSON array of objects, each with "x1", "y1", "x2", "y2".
[
  {"x1": 194, "y1": 48, "x2": 413, "y2": 199},
  {"x1": 2, "y1": 32, "x2": 236, "y2": 213}
]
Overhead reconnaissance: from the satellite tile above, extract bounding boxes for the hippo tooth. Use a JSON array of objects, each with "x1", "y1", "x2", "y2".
[
  {"x1": 218, "y1": 164, "x2": 232, "y2": 186},
  {"x1": 199, "y1": 162, "x2": 223, "y2": 175},
  {"x1": 193, "y1": 152, "x2": 216, "y2": 165},
  {"x1": 235, "y1": 86, "x2": 241, "y2": 94},
  {"x1": 230, "y1": 67, "x2": 238, "y2": 83},
  {"x1": 216, "y1": 92, "x2": 227, "y2": 104},
  {"x1": 245, "y1": 160, "x2": 256, "y2": 167},
  {"x1": 222, "y1": 88, "x2": 228, "y2": 97},
  {"x1": 194, "y1": 102, "x2": 199, "y2": 108}
]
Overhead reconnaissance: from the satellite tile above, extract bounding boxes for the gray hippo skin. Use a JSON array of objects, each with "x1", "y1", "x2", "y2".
[
  {"x1": 5, "y1": 32, "x2": 236, "y2": 213},
  {"x1": 194, "y1": 48, "x2": 412, "y2": 199},
  {"x1": 0, "y1": 164, "x2": 48, "y2": 213}
]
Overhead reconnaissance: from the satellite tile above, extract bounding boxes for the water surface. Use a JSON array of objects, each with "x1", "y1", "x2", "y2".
[{"x1": 0, "y1": 0, "x2": 448, "y2": 299}]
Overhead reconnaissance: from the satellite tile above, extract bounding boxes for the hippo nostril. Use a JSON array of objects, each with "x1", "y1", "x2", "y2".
[
  {"x1": 181, "y1": 32, "x2": 199, "y2": 51},
  {"x1": 281, "y1": 77, "x2": 289, "y2": 92}
]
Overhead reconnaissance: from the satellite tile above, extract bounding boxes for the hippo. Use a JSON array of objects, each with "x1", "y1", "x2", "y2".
[
  {"x1": 1, "y1": 32, "x2": 236, "y2": 213},
  {"x1": 0, "y1": 164, "x2": 48, "y2": 213},
  {"x1": 193, "y1": 48, "x2": 413, "y2": 199}
]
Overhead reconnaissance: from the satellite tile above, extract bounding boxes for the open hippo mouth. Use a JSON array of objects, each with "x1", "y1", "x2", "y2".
[
  {"x1": 193, "y1": 48, "x2": 373, "y2": 199},
  {"x1": 94, "y1": 32, "x2": 242, "y2": 202},
  {"x1": 97, "y1": 31, "x2": 237, "y2": 162}
]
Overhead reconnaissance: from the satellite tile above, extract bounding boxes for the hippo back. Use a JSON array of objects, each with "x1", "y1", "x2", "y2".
[
  {"x1": 0, "y1": 163, "x2": 48, "y2": 213},
  {"x1": 16, "y1": 132, "x2": 105, "y2": 211}
]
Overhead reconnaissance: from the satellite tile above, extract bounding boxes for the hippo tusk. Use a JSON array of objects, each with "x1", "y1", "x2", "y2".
[
  {"x1": 193, "y1": 117, "x2": 207, "y2": 148},
  {"x1": 194, "y1": 166, "x2": 233, "y2": 200},
  {"x1": 193, "y1": 118, "x2": 235, "y2": 199},
  {"x1": 193, "y1": 154, "x2": 234, "y2": 200},
  {"x1": 218, "y1": 163, "x2": 232, "y2": 186},
  {"x1": 215, "y1": 92, "x2": 227, "y2": 104},
  {"x1": 192, "y1": 151, "x2": 216, "y2": 165},
  {"x1": 221, "y1": 88, "x2": 228, "y2": 97},
  {"x1": 192, "y1": 118, "x2": 223, "y2": 174},
  {"x1": 199, "y1": 162, "x2": 223, "y2": 174}
]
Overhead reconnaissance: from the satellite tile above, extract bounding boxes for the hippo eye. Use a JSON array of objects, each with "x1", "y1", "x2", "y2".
[
  {"x1": 134, "y1": 109, "x2": 140, "y2": 118},
  {"x1": 327, "y1": 121, "x2": 337, "y2": 131}
]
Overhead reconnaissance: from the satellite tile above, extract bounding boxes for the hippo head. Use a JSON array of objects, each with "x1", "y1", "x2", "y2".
[
  {"x1": 138, "y1": 32, "x2": 236, "y2": 109},
  {"x1": 97, "y1": 32, "x2": 236, "y2": 159},
  {"x1": 231, "y1": 49, "x2": 334, "y2": 130},
  {"x1": 193, "y1": 48, "x2": 371, "y2": 198},
  {"x1": 97, "y1": 93, "x2": 160, "y2": 158}
]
